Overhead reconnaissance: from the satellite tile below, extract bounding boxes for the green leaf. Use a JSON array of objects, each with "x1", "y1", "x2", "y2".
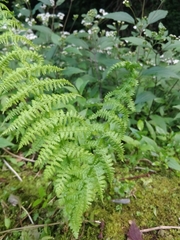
[
  {"x1": 65, "y1": 46, "x2": 82, "y2": 55},
  {"x1": 66, "y1": 35, "x2": 89, "y2": 49},
  {"x1": 41, "y1": 237, "x2": 54, "y2": 240},
  {"x1": 20, "y1": 8, "x2": 31, "y2": 17},
  {"x1": 104, "y1": 12, "x2": 135, "y2": 24},
  {"x1": 75, "y1": 78, "x2": 89, "y2": 95},
  {"x1": 142, "y1": 66, "x2": 180, "y2": 79},
  {"x1": 39, "y1": 0, "x2": 52, "y2": 6},
  {"x1": 145, "y1": 121, "x2": 156, "y2": 140},
  {"x1": 31, "y1": 25, "x2": 52, "y2": 35},
  {"x1": 150, "y1": 115, "x2": 167, "y2": 132},
  {"x1": 174, "y1": 113, "x2": 180, "y2": 120},
  {"x1": 173, "y1": 105, "x2": 180, "y2": 110},
  {"x1": 62, "y1": 67, "x2": 85, "y2": 77},
  {"x1": 137, "y1": 119, "x2": 144, "y2": 131},
  {"x1": 168, "y1": 158, "x2": 180, "y2": 171},
  {"x1": 4, "y1": 217, "x2": 11, "y2": 229},
  {"x1": 141, "y1": 136, "x2": 159, "y2": 151},
  {"x1": 56, "y1": 0, "x2": 65, "y2": 6},
  {"x1": 51, "y1": 33, "x2": 61, "y2": 45},
  {"x1": 147, "y1": 10, "x2": 168, "y2": 25},
  {"x1": 0, "y1": 137, "x2": 14, "y2": 148},
  {"x1": 122, "y1": 37, "x2": 151, "y2": 47},
  {"x1": 122, "y1": 135, "x2": 140, "y2": 147},
  {"x1": 135, "y1": 91, "x2": 155, "y2": 104}
]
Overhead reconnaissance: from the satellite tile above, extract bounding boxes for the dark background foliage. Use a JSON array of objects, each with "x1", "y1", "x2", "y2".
[{"x1": 7, "y1": 0, "x2": 180, "y2": 36}]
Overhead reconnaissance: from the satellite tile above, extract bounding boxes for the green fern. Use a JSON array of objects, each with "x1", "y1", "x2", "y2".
[{"x1": 0, "y1": 4, "x2": 140, "y2": 238}]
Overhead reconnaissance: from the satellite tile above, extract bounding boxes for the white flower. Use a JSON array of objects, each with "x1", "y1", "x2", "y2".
[
  {"x1": 57, "y1": 12, "x2": 65, "y2": 20},
  {"x1": 50, "y1": 0, "x2": 55, "y2": 6}
]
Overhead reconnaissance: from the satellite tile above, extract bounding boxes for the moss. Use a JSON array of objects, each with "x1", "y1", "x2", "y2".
[{"x1": 1, "y1": 168, "x2": 180, "y2": 239}]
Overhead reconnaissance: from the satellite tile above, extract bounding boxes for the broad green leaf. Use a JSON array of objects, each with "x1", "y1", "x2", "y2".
[
  {"x1": 65, "y1": 46, "x2": 82, "y2": 55},
  {"x1": 122, "y1": 37, "x2": 151, "y2": 47},
  {"x1": 51, "y1": 33, "x2": 61, "y2": 45},
  {"x1": 104, "y1": 12, "x2": 135, "y2": 24},
  {"x1": 137, "y1": 119, "x2": 144, "y2": 131},
  {"x1": 142, "y1": 66, "x2": 180, "y2": 79},
  {"x1": 141, "y1": 136, "x2": 158, "y2": 151},
  {"x1": 147, "y1": 10, "x2": 168, "y2": 25},
  {"x1": 4, "y1": 217, "x2": 11, "y2": 229},
  {"x1": 75, "y1": 78, "x2": 89, "y2": 94},
  {"x1": 173, "y1": 105, "x2": 180, "y2": 110},
  {"x1": 107, "y1": 24, "x2": 116, "y2": 30},
  {"x1": 150, "y1": 115, "x2": 167, "y2": 132},
  {"x1": 155, "y1": 126, "x2": 166, "y2": 135},
  {"x1": 62, "y1": 67, "x2": 85, "y2": 77},
  {"x1": 98, "y1": 37, "x2": 114, "y2": 49},
  {"x1": 168, "y1": 158, "x2": 180, "y2": 171},
  {"x1": 45, "y1": 45, "x2": 57, "y2": 60},
  {"x1": 0, "y1": 137, "x2": 13, "y2": 148},
  {"x1": 31, "y1": 25, "x2": 52, "y2": 35},
  {"x1": 135, "y1": 91, "x2": 155, "y2": 104},
  {"x1": 56, "y1": 0, "x2": 65, "y2": 6},
  {"x1": 32, "y1": 3, "x2": 42, "y2": 15},
  {"x1": 66, "y1": 35, "x2": 89, "y2": 49},
  {"x1": 122, "y1": 135, "x2": 140, "y2": 147},
  {"x1": 20, "y1": 8, "x2": 30, "y2": 17}
]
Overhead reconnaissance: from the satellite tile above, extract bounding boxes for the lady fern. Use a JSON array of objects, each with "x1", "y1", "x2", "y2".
[{"x1": 0, "y1": 4, "x2": 140, "y2": 238}]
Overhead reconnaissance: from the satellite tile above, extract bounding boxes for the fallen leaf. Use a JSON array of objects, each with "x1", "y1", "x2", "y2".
[{"x1": 127, "y1": 220, "x2": 143, "y2": 240}]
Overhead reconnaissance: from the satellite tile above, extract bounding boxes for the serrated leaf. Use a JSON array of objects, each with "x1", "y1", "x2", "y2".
[
  {"x1": 104, "y1": 12, "x2": 135, "y2": 24},
  {"x1": 147, "y1": 10, "x2": 168, "y2": 25}
]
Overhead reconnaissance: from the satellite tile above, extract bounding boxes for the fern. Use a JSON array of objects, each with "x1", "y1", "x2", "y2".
[{"x1": 0, "y1": 4, "x2": 140, "y2": 238}]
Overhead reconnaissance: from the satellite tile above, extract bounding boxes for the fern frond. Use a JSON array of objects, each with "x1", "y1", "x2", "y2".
[
  {"x1": 0, "y1": 31, "x2": 34, "y2": 46},
  {"x1": 0, "y1": 49, "x2": 43, "y2": 71}
]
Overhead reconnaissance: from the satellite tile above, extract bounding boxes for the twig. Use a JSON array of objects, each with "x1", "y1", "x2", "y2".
[
  {"x1": 135, "y1": 166, "x2": 156, "y2": 173},
  {"x1": 0, "y1": 222, "x2": 62, "y2": 234},
  {"x1": 141, "y1": 225, "x2": 180, "y2": 233},
  {"x1": 21, "y1": 206, "x2": 34, "y2": 225},
  {"x1": 138, "y1": 158, "x2": 153, "y2": 165},
  {"x1": 3, "y1": 159, "x2": 22, "y2": 182},
  {"x1": 119, "y1": 172, "x2": 155, "y2": 181},
  {"x1": 3, "y1": 148, "x2": 35, "y2": 163}
]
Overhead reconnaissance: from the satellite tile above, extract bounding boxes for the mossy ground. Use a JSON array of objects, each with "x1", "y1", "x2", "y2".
[{"x1": 0, "y1": 163, "x2": 180, "y2": 240}]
